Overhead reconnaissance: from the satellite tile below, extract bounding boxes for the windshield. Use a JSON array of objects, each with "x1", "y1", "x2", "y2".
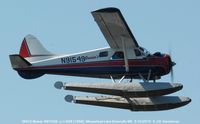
[
  {"x1": 135, "y1": 47, "x2": 150, "y2": 56},
  {"x1": 139, "y1": 47, "x2": 150, "y2": 55}
]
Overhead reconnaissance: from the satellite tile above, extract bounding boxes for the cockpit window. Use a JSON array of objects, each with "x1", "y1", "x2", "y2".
[
  {"x1": 112, "y1": 51, "x2": 124, "y2": 59},
  {"x1": 135, "y1": 47, "x2": 151, "y2": 57},
  {"x1": 139, "y1": 47, "x2": 144, "y2": 51},
  {"x1": 134, "y1": 49, "x2": 142, "y2": 56},
  {"x1": 99, "y1": 51, "x2": 108, "y2": 57}
]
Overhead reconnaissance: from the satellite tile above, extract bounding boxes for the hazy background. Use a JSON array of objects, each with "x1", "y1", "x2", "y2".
[{"x1": 0, "y1": 0, "x2": 199, "y2": 123}]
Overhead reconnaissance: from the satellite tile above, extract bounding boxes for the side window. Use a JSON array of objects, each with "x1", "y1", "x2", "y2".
[
  {"x1": 112, "y1": 51, "x2": 124, "y2": 59},
  {"x1": 99, "y1": 51, "x2": 108, "y2": 57}
]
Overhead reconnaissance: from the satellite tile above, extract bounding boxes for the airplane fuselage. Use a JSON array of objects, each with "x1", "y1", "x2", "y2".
[{"x1": 15, "y1": 47, "x2": 172, "y2": 80}]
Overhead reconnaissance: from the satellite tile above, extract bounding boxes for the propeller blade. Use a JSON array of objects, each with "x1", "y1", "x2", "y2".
[
  {"x1": 170, "y1": 67, "x2": 174, "y2": 83},
  {"x1": 169, "y1": 48, "x2": 176, "y2": 83}
]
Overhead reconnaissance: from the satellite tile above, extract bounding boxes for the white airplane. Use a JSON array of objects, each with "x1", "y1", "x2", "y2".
[{"x1": 10, "y1": 7, "x2": 191, "y2": 111}]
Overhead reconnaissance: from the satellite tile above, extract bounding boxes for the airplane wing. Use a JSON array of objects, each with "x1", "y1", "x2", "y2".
[{"x1": 92, "y1": 7, "x2": 139, "y2": 49}]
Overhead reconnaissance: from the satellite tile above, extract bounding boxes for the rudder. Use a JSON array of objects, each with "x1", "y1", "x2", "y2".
[{"x1": 19, "y1": 34, "x2": 52, "y2": 57}]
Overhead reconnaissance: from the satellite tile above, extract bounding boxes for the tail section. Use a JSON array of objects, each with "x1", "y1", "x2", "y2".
[
  {"x1": 19, "y1": 34, "x2": 52, "y2": 57},
  {"x1": 9, "y1": 54, "x2": 44, "y2": 79},
  {"x1": 9, "y1": 55, "x2": 31, "y2": 69},
  {"x1": 9, "y1": 34, "x2": 51, "y2": 79}
]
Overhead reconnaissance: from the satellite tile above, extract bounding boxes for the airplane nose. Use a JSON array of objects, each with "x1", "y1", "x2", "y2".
[
  {"x1": 167, "y1": 55, "x2": 176, "y2": 82},
  {"x1": 171, "y1": 61, "x2": 176, "y2": 67},
  {"x1": 167, "y1": 55, "x2": 176, "y2": 68}
]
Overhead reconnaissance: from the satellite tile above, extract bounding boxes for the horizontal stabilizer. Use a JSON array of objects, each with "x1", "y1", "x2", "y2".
[
  {"x1": 55, "y1": 82, "x2": 183, "y2": 97},
  {"x1": 9, "y1": 55, "x2": 31, "y2": 69},
  {"x1": 69, "y1": 96, "x2": 191, "y2": 111}
]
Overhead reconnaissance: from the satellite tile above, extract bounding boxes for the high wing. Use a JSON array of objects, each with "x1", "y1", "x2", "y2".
[{"x1": 92, "y1": 7, "x2": 139, "y2": 49}]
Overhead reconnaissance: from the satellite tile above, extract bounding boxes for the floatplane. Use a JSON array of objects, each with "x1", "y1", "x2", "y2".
[{"x1": 9, "y1": 7, "x2": 191, "y2": 111}]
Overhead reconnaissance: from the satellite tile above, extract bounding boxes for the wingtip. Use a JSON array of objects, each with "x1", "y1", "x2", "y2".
[
  {"x1": 65, "y1": 95, "x2": 74, "y2": 103},
  {"x1": 54, "y1": 81, "x2": 64, "y2": 89},
  {"x1": 92, "y1": 7, "x2": 120, "y2": 13}
]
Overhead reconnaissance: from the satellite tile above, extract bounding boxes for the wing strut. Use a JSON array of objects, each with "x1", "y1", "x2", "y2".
[{"x1": 121, "y1": 36, "x2": 129, "y2": 72}]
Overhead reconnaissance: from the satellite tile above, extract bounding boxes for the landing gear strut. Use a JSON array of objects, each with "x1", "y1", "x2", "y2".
[
  {"x1": 138, "y1": 70, "x2": 156, "y2": 83},
  {"x1": 110, "y1": 75, "x2": 126, "y2": 83}
]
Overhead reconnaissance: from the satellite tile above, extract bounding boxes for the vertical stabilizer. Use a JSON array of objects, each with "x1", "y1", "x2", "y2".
[{"x1": 19, "y1": 34, "x2": 52, "y2": 57}]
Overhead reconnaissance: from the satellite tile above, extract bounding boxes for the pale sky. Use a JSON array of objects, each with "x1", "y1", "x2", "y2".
[{"x1": 0, "y1": 0, "x2": 199, "y2": 123}]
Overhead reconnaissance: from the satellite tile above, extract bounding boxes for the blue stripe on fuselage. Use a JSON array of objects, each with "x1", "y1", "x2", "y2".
[{"x1": 37, "y1": 66, "x2": 166, "y2": 76}]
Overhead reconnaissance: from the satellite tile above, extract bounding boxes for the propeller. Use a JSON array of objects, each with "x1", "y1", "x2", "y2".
[
  {"x1": 170, "y1": 62, "x2": 175, "y2": 82},
  {"x1": 169, "y1": 50, "x2": 176, "y2": 83}
]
